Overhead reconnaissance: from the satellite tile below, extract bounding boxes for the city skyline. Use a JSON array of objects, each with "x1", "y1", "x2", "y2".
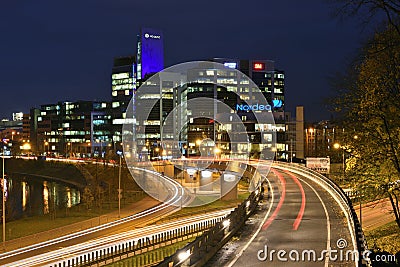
[{"x1": 0, "y1": 0, "x2": 375, "y2": 122}]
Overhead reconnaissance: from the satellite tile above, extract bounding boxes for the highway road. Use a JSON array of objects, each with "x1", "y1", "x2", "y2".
[
  {"x1": 2, "y1": 209, "x2": 232, "y2": 267},
  {"x1": 0, "y1": 167, "x2": 190, "y2": 266},
  {"x1": 222, "y1": 167, "x2": 357, "y2": 267},
  {"x1": 355, "y1": 198, "x2": 395, "y2": 231}
]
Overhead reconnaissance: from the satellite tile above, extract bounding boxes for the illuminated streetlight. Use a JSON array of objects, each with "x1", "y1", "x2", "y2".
[
  {"x1": 116, "y1": 151, "x2": 123, "y2": 218},
  {"x1": 214, "y1": 147, "x2": 221, "y2": 158},
  {"x1": 44, "y1": 141, "x2": 49, "y2": 154},
  {"x1": 333, "y1": 143, "x2": 340, "y2": 149},
  {"x1": 2, "y1": 144, "x2": 5, "y2": 250},
  {"x1": 334, "y1": 143, "x2": 345, "y2": 181}
]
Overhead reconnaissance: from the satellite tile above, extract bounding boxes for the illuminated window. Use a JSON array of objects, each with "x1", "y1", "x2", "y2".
[
  {"x1": 112, "y1": 73, "x2": 129, "y2": 79},
  {"x1": 112, "y1": 102, "x2": 120, "y2": 108},
  {"x1": 206, "y1": 70, "x2": 214, "y2": 76},
  {"x1": 144, "y1": 120, "x2": 161, "y2": 126}
]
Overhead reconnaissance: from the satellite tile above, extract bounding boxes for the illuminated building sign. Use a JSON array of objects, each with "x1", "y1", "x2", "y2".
[
  {"x1": 140, "y1": 28, "x2": 164, "y2": 79},
  {"x1": 253, "y1": 62, "x2": 265, "y2": 70},
  {"x1": 144, "y1": 33, "x2": 161, "y2": 39},
  {"x1": 236, "y1": 103, "x2": 271, "y2": 111},
  {"x1": 224, "y1": 62, "x2": 237, "y2": 69},
  {"x1": 272, "y1": 99, "x2": 283, "y2": 108}
]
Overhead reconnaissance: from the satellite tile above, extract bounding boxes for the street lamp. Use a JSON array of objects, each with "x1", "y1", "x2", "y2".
[
  {"x1": 67, "y1": 142, "x2": 72, "y2": 158},
  {"x1": 116, "y1": 151, "x2": 123, "y2": 218},
  {"x1": 44, "y1": 141, "x2": 49, "y2": 155},
  {"x1": 333, "y1": 143, "x2": 345, "y2": 182},
  {"x1": 214, "y1": 147, "x2": 221, "y2": 159},
  {"x1": 161, "y1": 150, "x2": 167, "y2": 176},
  {"x1": 187, "y1": 168, "x2": 197, "y2": 196},
  {"x1": 2, "y1": 143, "x2": 5, "y2": 250}
]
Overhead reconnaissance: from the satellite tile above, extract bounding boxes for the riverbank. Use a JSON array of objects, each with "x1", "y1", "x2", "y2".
[
  {"x1": 0, "y1": 158, "x2": 146, "y2": 243},
  {"x1": 4, "y1": 158, "x2": 86, "y2": 188}
]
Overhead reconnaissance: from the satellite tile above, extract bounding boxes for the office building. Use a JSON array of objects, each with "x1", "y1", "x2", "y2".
[
  {"x1": 28, "y1": 101, "x2": 112, "y2": 157},
  {"x1": 137, "y1": 28, "x2": 164, "y2": 80},
  {"x1": 129, "y1": 60, "x2": 285, "y2": 161}
]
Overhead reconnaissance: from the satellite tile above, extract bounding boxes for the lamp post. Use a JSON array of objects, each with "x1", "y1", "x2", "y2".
[
  {"x1": 214, "y1": 147, "x2": 221, "y2": 159},
  {"x1": 67, "y1": 142, "x2": 71, "y2": 158},
  {"x1": 117, "y1": 152, "x2": 123, "y2": 218},
  {"x1": 161, "y1": 150, "x2": 167, "y2": 176},
  {"x1": 44, "y1": 141, "x2": 49, "y2": 155},
  {"x1": 187, "y1": 168, "x2": 196, "y2": 196},
  {"x1": 2, "y1": 144, "x2": 5, "y2": 250},
  {"x1": 333, "y1": 143, "x2": 345, "y2": 182}
]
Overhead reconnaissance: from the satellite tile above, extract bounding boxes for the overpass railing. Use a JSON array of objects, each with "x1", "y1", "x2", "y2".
[
  {"x1": 156, "y1": 187, "x2": 263, "y2": 267},
  {"x1": 48, "y1": 215, "x2": 226, "y2": 267}
]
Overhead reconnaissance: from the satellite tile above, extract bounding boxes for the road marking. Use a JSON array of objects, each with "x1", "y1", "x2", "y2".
[
  {"x1": 226, "y1": 173, "x2": 275, "y2": 267},
  {"x1": 262, "y1": 168, "x2": 286, "y2": 230},
  {"x1": 284, "y1": 170, "x2": 306, "y2": 230},
  {"x1": 296, "y1": 175, "x2": 331, "y2": 267}
]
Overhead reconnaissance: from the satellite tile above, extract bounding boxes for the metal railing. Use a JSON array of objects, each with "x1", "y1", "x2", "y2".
[
  {"x1": 156, "y1": 188, "x2": 262, "y2": 267},
  {"x1": 48, "y1": 216, "x2": 225, "y2": 267}
]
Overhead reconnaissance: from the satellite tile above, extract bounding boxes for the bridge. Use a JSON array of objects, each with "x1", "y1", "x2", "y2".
[{"x1": 0, "y1": 159, "x2": 369, "y2": 267}]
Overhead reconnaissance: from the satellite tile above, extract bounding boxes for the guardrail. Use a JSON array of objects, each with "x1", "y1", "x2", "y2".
[
  {"x1": 48, "y1": 216, "x2": 226, "y2": 267},
  {"x1": 156, "y1": 188, "x2": 263, "y2": 267},
  {"x1": 272, "y1": 162, "x2": 371, "y2": 267}
]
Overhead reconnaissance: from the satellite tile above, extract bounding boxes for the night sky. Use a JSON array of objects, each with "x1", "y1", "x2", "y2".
[{"x1": 0, "y1": 0, "x2": 370, "y2": 122}]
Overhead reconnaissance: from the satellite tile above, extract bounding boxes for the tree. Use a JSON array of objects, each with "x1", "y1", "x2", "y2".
[
  {"x1": 331, "y1": 0, "x2": 400, "y2": 36},
  {"x1": 332, "y1": 24, "x2": 400, "y2": 229}
]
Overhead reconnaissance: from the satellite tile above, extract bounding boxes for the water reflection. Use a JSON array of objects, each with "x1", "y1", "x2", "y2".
[
  {"x1": 43, "y1": 181, "x2": 49, "y2": 214},
  {"x1": 5, "y1": 174, "x2": 81, "y2": 221}
]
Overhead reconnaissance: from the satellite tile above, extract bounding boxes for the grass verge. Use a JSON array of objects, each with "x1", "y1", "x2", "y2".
[{"x1": 365, "y1": 221, "x2": 400, "y2": 255}]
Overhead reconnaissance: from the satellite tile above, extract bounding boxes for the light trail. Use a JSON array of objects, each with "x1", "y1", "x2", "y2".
[
  {"x1": 284, "y1": 170, "x2": 306, "y2": 230},
  {"x1": 3, "y1": 209, "x2": 232, "y2": 267},
  {"x1": 0, "y1": 167, "x2": 185, "y2": 262}
]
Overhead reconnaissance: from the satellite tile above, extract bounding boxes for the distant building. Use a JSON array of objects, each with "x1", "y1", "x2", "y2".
[
  {"x1": 0, "y1": 116, "x2": 23, "y2": 155},
  {"x1": 304, "y1": 120, "x2": 344, "y2": 162},
  {"x1": 137, "y1": 28, "x2": 164, "y2": 80},
  {"x1": 28, "y1": 101, "x2": 112, "y2": 157},
  {"x1": 12, "y1": 112, "x2": 24, "y2": 121},
  {"x1": 131, "y1": 60, "x2": 287, "y2": 161},
  {"x1": 110, "y1": 28, "x2": 164, "y2": 148},
  {"x1": 111, "y1": 56, "x2": 136, "y2": 146}
]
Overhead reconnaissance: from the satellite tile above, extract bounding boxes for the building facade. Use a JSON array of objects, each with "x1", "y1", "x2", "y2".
[{"x1": 28, "y1": 101, "x2": 112, "y2": 157}]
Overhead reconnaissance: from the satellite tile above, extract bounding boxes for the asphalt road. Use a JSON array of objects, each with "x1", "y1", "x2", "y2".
[
  {"x1": 355, "y1": 198, "x2": 395, "y2": 231},
  {"x1": 224, "y1": 168, "x2": 356, "y2": 267}
]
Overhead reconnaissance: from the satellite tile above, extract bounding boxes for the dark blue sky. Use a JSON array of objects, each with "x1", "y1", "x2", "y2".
[{"x1": 0, "y1": 0, "x2": 369, "y2": 122}]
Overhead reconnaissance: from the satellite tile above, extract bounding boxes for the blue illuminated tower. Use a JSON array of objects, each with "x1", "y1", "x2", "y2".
[{"x1": 137, "y1": 28, "x2": 164, "y2": 81}]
